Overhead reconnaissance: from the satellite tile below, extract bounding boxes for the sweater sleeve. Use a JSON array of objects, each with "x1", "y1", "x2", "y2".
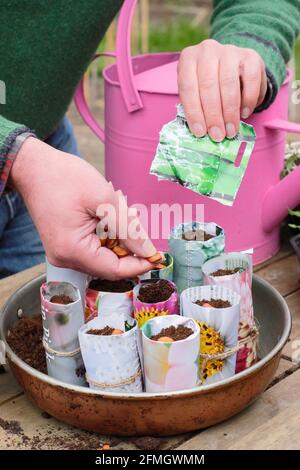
[
  {"x1": 211, "y1": 0, "x2": 300, "y2": 110},
  {"x1": 0, "y1": 114, "x2": 35, "y2": 197}
]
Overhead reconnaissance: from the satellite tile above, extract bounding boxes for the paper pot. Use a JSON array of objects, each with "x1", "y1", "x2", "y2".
[
  {"x1": 142, "y1": 315, "x2": 200, "y2": 392},
  {"x1": 85, "y1": 279, "x2": 135, "y2": 322},
  {"x1": 40, "y1": 281, "x2": 86, "y2": 386},
  {"x1": 46, "y1": 258, "x2": 88, "y2": 310},
  {"x1": 78, "y1": 315, "x2": 142, "y2": 393},
  {"x1": 181, "y1": 285, "x2": 240, "y2": 385},
  {"x1": 139, "y1": 252, "x2": 173, "y2": 282},
  {"x1": 202, "y1": 253, "x2": 257, "y2": 373},
  {"x1": 133, "y1": 280, "x2": 179, "y2": 328},
  {"x1": 168, "y1": 222, "x2": 225, "y2": 293}
]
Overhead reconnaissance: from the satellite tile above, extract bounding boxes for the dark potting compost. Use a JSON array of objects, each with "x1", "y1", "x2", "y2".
[
  {"x1": 138, "y1": 279, "x2": 174, "y2": 303},
  {"x1": 150, "y1": 325, "x2": 193, "y2": 342},
  {"x1": 88, "y1": 279, "x2": 134, "y2": 293},
  {"x1": 195, "y1": 299, "x2": 232, "y2": 308}
]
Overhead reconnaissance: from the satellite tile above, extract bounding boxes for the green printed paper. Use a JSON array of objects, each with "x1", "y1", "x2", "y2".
[{"x1": 150, "y1": 105, "x2": 256, "y2": 206}]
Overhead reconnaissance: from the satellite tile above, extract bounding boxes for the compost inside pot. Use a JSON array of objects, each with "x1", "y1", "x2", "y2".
[
  {"x1": 138, "y1": 279, "x2": 174, "y2": 303},
  {"x1": 150, "y1": 325, "x2": 193, "y2": 342},
  {"x1": 210, "y1": 267, "x2": 243, "y2": 277},
  {"x1": 182, "y1": 228, "x2": 214, "y2": 241},
  {"x1": 87, "y1": 326, "x2": 124, "y2": 336},
  {"x1": 6, "y1": 317, "x2": 46, "y2": 374},
  {"x1": 50, "y1": 294, "x2": 74, "y2": 304},
  {"x1": 195, "y1": 299, "x2": 232, "y2": 308},
  {"x1": 88, "y1": 278, "x2": 134, "y2": 293}
]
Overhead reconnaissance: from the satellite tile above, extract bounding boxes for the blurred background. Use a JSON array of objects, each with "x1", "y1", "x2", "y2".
[{"x1": 68, "y1": 0, "x2": 300, "y2": 172}]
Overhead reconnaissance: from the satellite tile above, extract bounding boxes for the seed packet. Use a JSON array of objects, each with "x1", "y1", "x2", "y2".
[
  {"x1": 168, "y1": 222, "x2": 225, "y2": 293},
  {"x1": 151, "y1": 104, "x2": 256, "y2": 206},
  {"x1": 40, "y1": 281, "x2": 86, "y2": 386},
  {"x1": 142, "y1": 315, "x2": 200, "y2": 392},
  {"x1": 181, "y1": 285, "x2": 240, "y2": 384},
  {"x1": 202, "y1": 253, "x2": 257, "y2": 372}
]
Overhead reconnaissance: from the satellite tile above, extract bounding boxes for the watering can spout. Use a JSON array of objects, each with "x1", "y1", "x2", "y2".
[{"x1": 263, "y1": 158, "x2": 300, "y2": 233}]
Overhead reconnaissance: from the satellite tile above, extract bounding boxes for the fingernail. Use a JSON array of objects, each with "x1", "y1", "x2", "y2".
[
  {"x1": 191, "y1": 123, "x2": 205, "y2": 137},
  {"x1": 225, "y1": 123, "x2": 236, "y2": 139},
  {"x1": 209, "y1": 126, "x2": 224, "y2": 142},
  {"x1": 241, "y1": 107, "x2": 250, "y2": 119}
]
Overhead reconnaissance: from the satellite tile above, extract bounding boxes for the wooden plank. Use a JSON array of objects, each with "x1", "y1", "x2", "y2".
[
  {"x1": 253, "y1": 242, "x2": 292, "y2": 272},
  {"x1": 255, "y1": 254, "x2": 300, "y2": 297},
  {"x1": 0, "y1": 264, "x2": 45, "y2": 310},
  {"x1": 177, "y1": 368, "x2": 300, "y2": 450},
  {"x1": 0, "y1": 369, "x2": 22, "y2": 405},
  {"x1": 282, "y1": 290, "x2": 300, "y2": 360},
  {"x1": 0, "y1": 394, "x2": 118, "y2": 450},
  {"x1": 228, "y1": 402, "x2": 300, "y2": 450}
]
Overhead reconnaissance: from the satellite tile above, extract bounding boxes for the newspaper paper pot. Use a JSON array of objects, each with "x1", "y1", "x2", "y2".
[
  {"x1": 202, "y1": 253, "x2": 257, "y2": 373},
  {"x1": 139, "y1": 252, "x2": 173, "y2": 282},
  {"x1": 46, "y1": 258, "x2": 88, "y2": 310},
  {"x1": 142, "y1": 315, "x2": 200, "y2": 393},
  {"x1": 85, "y1": 279, "x2": 135, "y2": 323},
  {"x1": 181, "y1": 285, "x2": 240, "y2": 385},
  {"x1": 133, "y1": 280, "x2": 179, "y2": 328},
  {"x1": 168, "y1": 222, "x2": 225, "y2": 293},
  {"x1": 40, "y1": 281, "x2": 86, "y2": 386},
  {"x1": 78, "y1": 315, "x2": 142, "y2": 393}
]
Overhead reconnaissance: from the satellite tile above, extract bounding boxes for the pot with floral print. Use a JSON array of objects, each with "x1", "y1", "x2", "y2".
[
  {"x1": 202, "y1": 253, "x2": 257, "y2": 372},
  {"x1": 142, "y1": 315, "x2": 200, "y2": 392},
  {"x1": 133, "y1": 279, "x2": 179, "y2": 328}
]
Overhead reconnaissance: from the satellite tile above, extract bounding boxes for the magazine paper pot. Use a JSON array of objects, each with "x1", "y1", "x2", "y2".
[
  {"x1": 202, "y1": 253, "x2": 257, "y2": 372},
  {"x1": 142, "y1": 315, "x2": 200, "y2": 393},
  {"x1": 168, "y1": 222, "x2": 225, "y2": 293},
  {"x1": 46, "y1": 259, "x2": 88, "y2": 310},
  {"x1": 139, "y1": 253, "x2": 173, "y2": 282},
  {"x1": 40, "y1": 281, "x2": 86, "y2": 386},
  {"x1": 78, "y1": 315, "x2": 142, "y2": 393},
  {"x1": 133, "y1": 280, "x2": 179, "y2": 328},
  {"x1": 181, "y1": 285, "x2": 240, "y2": 385},
  {"x1": 85, "y1": 280, "x2": 134, "y2": 322}
]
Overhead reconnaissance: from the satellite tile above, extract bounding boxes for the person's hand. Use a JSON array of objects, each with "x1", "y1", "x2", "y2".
[
  {"x1": 178, "y1": 39, "x2": 267, "y2": 141},
  {"x1": 10, "y1": 137, "x2": 157, "y2": 279}
]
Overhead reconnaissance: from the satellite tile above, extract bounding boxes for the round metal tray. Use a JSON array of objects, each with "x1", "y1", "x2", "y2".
[{"x1": 0, "y1": 274, "x2": 291, "y2": 436}]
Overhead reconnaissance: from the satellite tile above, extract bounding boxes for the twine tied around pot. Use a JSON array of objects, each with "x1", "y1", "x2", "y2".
[
  {"x1": 43, "y1": 339, "x2": 81, "y2": 358},
  {"x1": 199, "y1": 324, "x2": 259, "y2": 382},
  {"x1": 85, "y1": 369, "x2": 142, "y2": 389}
]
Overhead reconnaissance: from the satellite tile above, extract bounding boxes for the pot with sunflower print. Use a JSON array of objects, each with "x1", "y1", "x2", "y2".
[
  {"x1": 202, "y1": 253, "x2": 257, "y2": 373},
  {"x1": 142, "y1": 315, "x2": 200, "y2": 392},
  {"x1": 181, "y1": 285, "x2": 240, "y2": 385},
  {"x1": 133, "y1": 279, "x2": 179, "y2": 328},
  {"x1": 40, "y1": 281, "x2": 86, "y2": 386}
]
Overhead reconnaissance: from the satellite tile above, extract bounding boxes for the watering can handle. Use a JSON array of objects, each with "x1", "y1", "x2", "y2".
[
  {"x1": 74, "y1": 52, "x2": 116, "y2": 143},
  {"x1": 116, "y1": 0, "x2": 143, "y2": 113},
  {"x1": 263, "y1": 117, "x2": 300, "y2": 233}
]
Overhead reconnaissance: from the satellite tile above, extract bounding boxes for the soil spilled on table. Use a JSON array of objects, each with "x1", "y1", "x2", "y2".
[
  {"x1": 138, "y1": 279, "x2": 174, "y2": 303},
  {"x1": 182, "y1": 229, "x2": 214, "y2": 241},
  {"x1": 210, "y1": 267, "x2": 242, "y2": 277},
  {"x1": 6, "y1": 316, "x2": 46, "y2": 373},
  {"x1": 151, "y1": 325, "x2": 193, "y2": 342},
  {"x1": 195, "y1": 299, "x2": 232, "y2": 308},
  {"x1": 88, "y1": 278, "x2": 134, "y2": 293},
  {"x1": 50, "y1": 294, "x2": 74, "y2": 304}
]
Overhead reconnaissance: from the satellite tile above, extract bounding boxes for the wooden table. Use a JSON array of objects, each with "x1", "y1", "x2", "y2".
[{"x1": 1, "y1": 248, "x2": 300, "y2": 450}]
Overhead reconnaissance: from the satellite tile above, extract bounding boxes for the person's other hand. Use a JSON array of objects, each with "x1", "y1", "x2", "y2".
[
  {"x1": 10, "y1": 137, "x2": 156, "y2": 279},
  {"x1": 178, "y1": 39, "x2": 267, "y2": 141}
]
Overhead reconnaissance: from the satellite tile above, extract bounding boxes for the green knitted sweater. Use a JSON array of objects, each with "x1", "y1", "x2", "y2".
[{"x1": 0, "y1": 0, "x2": 299, "y2": 193}]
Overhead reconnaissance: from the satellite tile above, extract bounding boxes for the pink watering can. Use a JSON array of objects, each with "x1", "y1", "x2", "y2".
[{"x1": 75, "y1": 0, "x2": 300, "y2": 265}]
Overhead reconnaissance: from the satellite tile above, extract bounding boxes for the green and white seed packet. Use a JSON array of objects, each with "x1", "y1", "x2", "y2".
[{"x1": 150, "y1": 104, "x2": 256, "y2": 206}]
